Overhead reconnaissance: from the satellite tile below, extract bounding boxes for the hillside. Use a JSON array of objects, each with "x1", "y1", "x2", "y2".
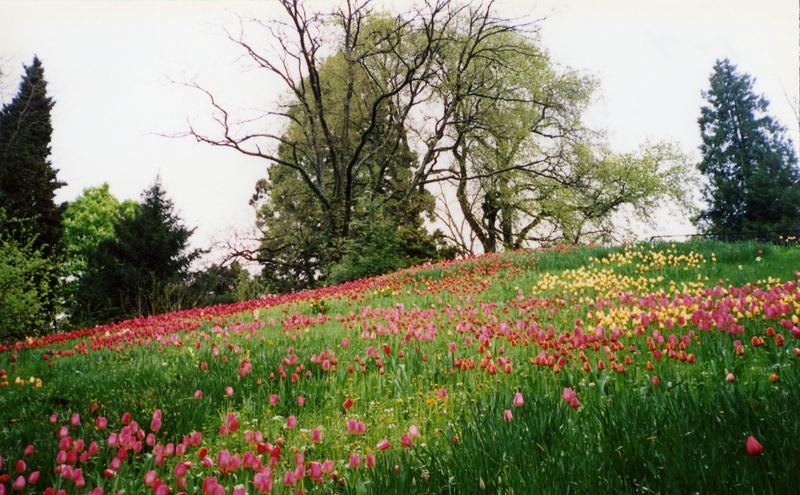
[{"x1": 1, "y1": 240, "x2": 799, "y2": 494}]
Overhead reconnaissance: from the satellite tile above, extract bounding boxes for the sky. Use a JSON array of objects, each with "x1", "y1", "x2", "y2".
[{"x1": 1, "y1": 0, "x2": 798, "y2": 263}]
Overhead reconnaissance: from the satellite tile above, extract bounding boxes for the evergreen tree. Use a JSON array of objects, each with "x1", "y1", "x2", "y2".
[
  {"x1": 0, "y1": 56, "x2": 65, "y2": 253},
  {"x1": 73, "y1": 179, "x2": 202, "y2": 326},
  {"x1": 696, "y1": 59, "x2": 800, "y2": 237}
]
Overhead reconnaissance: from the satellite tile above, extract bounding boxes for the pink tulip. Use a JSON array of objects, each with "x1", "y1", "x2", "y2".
[
  {"x1": 503, "y1": 409, "x2": 513, "y2": 422},
  {"x1": 225, "y1": 386, "x2": 234, "y2": 398},
  {"x1": 96, "y1": 416, "x2": 108, "y2": 430},
  {"x1": 311, "y1": 427, "x2": 322, "y2": 443},
  {"x1": 253, "y1": 470, "x2": 273, "y2": 493},
  {"x1": 296, "y1": 395, "x2": 305, "y2": 407},
  {"x1": 12, "y1": 476, "x2": 25, "y2": 491},
  {"x1": 407, "y1": 424, "x2": 420, "y2": 439},
  {"x1": 726, "y1": 373, "x2": 736, "y2": 382},
  {"x1": 144, "y1": 470, "x2": 157, "y2": 487},
  {"x1": 309, "y1": 461, "x2": 322, "y2": 480},
  {"x1": 348, "y1": 452, "x2": 360, "y2": 468},
  {"x1": 70, "y1": 413, "x2": 80, "y2": 427},
  {"x1": 513, "y1": 392, "x2": 525, "y2": 408},
  {"x1": 269, "y1": 394, "x2": 279, "y2": 406},
  {"x1": 376, "y1": 438, "x2": 391, "y2": 450},
  {"x1": 194, "y1": 389, "x2": 203, "y2": 400},
  {"x1": 239, "y1": 359, "x2": 252, "y2": 378},
  {"x1": 150, "y1": 409, "x2": 162, "y2": 432},
  {"x1": 401, "y1": 434, "x2": 413, "y2": 448},
  {"x1": 286, "y1": 415, "x2": 298, "y2": 429},
  {"x1": 27, "y1": 471, "x2": 39, "y2": 484},
  {"x1": 23, "y1": 445, "x2": 34, "y2": 457},
  {"x1": 365, "y1": 453, "x2": 376, "y2": 468}
]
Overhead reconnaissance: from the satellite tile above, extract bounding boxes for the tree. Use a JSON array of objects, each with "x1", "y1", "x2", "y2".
[
  {"x1": 0, "y1": 209, "x2": 56, "y2": 342},
  {"x1": 61, "y1": 183, "x2": 138, "y2": 279},
  {"x1": 187, "y1": 261, "x2": 265, "y2": 306},
  {"x1": 187, "y1": 1, "x2": 525, "y2": 264},
  {"x1": 240, "y1": 22, "x2": 453, "y2": 290},
  {"x1": 0, "y1": 56, "x2": 65, "y2": 255},
  {"x1": 696, "y1": 58, "x2": 800, "y2": 236},
  {"x1": 0, "y1": 56, "x2": 65, "y2": 324},
  {"x1": 73, "y1": 179, "x2": 202, "y2": 326},
  {"x1": 437, "y1": 30, "x2": 693, "y2": 251}
]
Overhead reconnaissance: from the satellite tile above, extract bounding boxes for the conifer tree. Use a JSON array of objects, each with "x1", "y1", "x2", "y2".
[
  {"x1": 74, "y1": 179, "x2": 201, "y2": 325},
  {"x1": 696, "y1": 59, "x2": 800, "y2": 237},
  {"x1": 0, "y1": 56, "x2": 65, "y2": 253}
]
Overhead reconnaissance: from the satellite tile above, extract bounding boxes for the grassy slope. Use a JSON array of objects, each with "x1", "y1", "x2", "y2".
[{"x1": 0, "y1": 240, "x2": 799, "y2": 494}]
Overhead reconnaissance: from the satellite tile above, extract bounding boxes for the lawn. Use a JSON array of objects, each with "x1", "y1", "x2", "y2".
[{"x1": 1, "y1": 240, "x2": 799, "y2": 494}]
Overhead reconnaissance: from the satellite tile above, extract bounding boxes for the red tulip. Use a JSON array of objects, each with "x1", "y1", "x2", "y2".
[{"x1": 745, "y1": 435, "x2": 763, "y2": 456}]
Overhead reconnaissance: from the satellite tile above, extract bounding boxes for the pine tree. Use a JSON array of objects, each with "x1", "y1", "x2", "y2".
[
  {"x1": 73, "y1": 179, "x2": 202, "y2": 325},
  {"x1": 696, "y1": 58, "x2": 800, "y2": 237},
  {"x1": 0, "y1": 56, "x2": 65, "y2": 253}
]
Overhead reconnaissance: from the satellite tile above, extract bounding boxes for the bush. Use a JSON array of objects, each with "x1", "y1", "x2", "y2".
[{"x1": 0, "y1": 211, "x2": 57, "y2": 342}]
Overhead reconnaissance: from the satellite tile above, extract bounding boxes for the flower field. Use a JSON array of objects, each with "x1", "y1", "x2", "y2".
[{"x1": 1, "y1": 241, "x2": 799, "y2": 494}]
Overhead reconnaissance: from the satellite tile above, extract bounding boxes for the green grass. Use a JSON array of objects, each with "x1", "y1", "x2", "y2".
[{"x1": 1, "y1": 240, "x2": 799, "y2": 494}]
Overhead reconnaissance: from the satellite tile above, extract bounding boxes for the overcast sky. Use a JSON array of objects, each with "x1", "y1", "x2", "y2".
[{"x1": 2, "y1": 0, "x2": 798, "y2": 263}]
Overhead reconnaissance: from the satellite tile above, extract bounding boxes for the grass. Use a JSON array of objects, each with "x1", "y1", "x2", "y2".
[{"x1": 1, "y1": 240, "x2": 799, "y2": 494}]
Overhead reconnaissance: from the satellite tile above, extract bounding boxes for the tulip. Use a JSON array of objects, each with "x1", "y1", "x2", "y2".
[
  {"x1": 311, "y1": 427, "x2": 322, "y2": 443},
  {"x1": 269, "y1": 394, "x2": 279, "y2": 406},
  {"x1": 348, "y1": 453, "x2": 360, "y2": 468},
  {"x1": 745, "y1": 435, "x2": 763, "y2": 456},
  {"x1": 12, "y1": 476, "x2": 25, "y2": 491},
  {"x1": 144, "y1": 470, "x2": 157, "y2": 487},
  {"x1": 376, "y1": 438, "x2": 391, "y2": 451},
  {"x1": 253, "y1": 470, "x2": 273, "y2": 493},
  {"x1": 502, "y1": 409, "x2": 513, "y2": 422},
  {"x1": 726, "y1": 373, "x2": 735, "y2": 382},
  {"x1": 27, "y1": 471, "x2": 39, "y2": 485},
  {"x1": 342, "y1": 397, "x2": 353, "y2": 410}
]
